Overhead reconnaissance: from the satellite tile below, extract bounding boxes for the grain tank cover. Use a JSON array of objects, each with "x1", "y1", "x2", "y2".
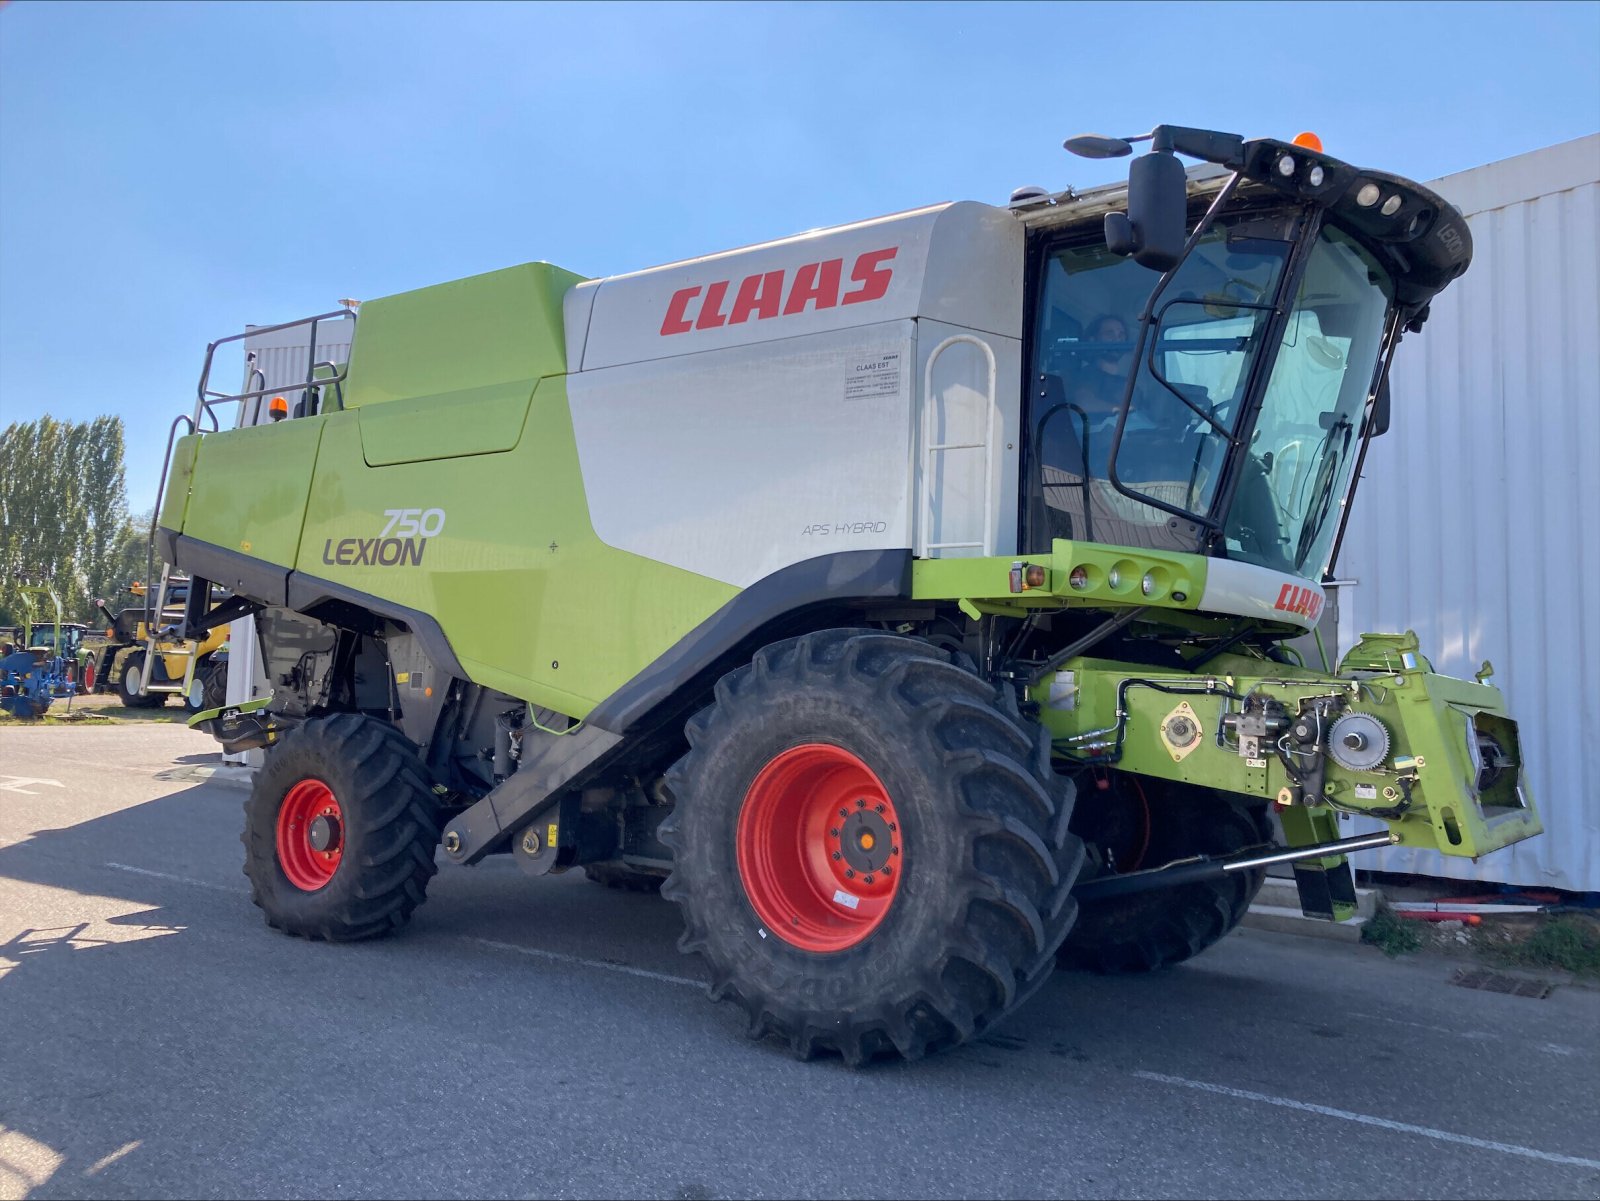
[
  {"x1": 345, "y1": 262, "x2": 585, "y2": 408},
  {"x1": 344, "y1": 262, "x2": 586, "y2": 465},
  {"x1": 567, "y1": 202, "x2": 1023, "y2": 371}
]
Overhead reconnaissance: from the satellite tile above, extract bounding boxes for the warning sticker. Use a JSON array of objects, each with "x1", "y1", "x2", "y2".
[
  {"x1": 845, "y1": 352, "x2": 902, "y2": 400},
  {"x1": 832, "y1": 889, "x2": 861, "y2": 910},
  {"x1": 1354, "y1": 783, "x2": 1378, "y2": 800}
]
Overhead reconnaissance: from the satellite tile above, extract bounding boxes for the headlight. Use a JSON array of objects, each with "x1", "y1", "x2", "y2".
[{"x1": 1356, "y1": 182, "x2": 1381, "y2": 207}]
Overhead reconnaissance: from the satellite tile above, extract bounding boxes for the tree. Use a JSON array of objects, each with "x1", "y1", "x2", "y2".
[
  {"x1": 80, "y1": 416, "x2": 133, "y2": 607},
  {"x1": 0, "y1": 415, "x2": 135, "y2": 626}
]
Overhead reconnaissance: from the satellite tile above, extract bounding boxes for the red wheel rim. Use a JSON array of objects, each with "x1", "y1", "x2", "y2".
[
  {"x1": 736, "y1": 744, "x2": 903, "y2": 953},
  {"x1": 276, "y1": 778, "x2": 344, "y2": 891}
]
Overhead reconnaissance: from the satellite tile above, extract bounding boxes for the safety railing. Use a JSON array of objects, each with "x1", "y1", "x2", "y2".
[
  {"x1": 192, "y1": 308, "x2": 357, "y2": 428},
  {"x1": 140, "y1": 308, "x2": 359, "y2": 672}
]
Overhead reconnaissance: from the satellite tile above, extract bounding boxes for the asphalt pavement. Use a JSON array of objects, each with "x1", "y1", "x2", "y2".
[{"x1": 1, "y1": 721, "x2": 1596, "y2": 1200}]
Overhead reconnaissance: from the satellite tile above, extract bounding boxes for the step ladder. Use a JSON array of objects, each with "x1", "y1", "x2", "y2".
[{"x1": 132, "y1": 561, "x2": 201, "y2": 706}]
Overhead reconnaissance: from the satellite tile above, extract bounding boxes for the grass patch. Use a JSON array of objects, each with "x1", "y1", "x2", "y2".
[
  {"x1": 0, "y1": 705, "x2": 184, "y2": 726},
  {"x1": 1482, "y1": 915, "x2": 1600, "y2": 977},
  {"x1": 1361, "y1": 904, "x2": 1423, "y2": 957}
]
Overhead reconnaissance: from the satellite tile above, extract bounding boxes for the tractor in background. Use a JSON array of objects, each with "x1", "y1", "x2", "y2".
[
  {"x1": 0, "y1": 586, "x2": 82, "y2": 718},
  {"x1": 92, "y1": 577, "x2": 229, "y2": 711}
]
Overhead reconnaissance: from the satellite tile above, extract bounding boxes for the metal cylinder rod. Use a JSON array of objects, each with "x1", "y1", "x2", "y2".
[
  {"x1": 1073, "y1": 829, "x2": 1397, "y2": 902},
  {"x1": 1220, "y1": 830, "x2": 1397, "y2": 873}
]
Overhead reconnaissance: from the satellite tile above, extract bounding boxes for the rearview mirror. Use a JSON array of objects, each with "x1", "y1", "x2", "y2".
[
  {"x1": 1368, "y1": 376, "x2": 1392, "y2": 437},
  {"x1": 1105, "y1": 148, "x2": 1188, "y2": 272}
]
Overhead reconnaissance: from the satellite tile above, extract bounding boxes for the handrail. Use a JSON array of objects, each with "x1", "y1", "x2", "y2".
[
  {"x1": 146, "y1": 413, "x2": 197, "y2": 631},
  {"x1": 919, "y1": 334, "x2": 999, "y2": 557},
  {"x1": 192, "y1": 308, "x2": 356, "y2": 426},
  {"x1": 310, "y1": 359, "x2": 345, "y2": 413}
]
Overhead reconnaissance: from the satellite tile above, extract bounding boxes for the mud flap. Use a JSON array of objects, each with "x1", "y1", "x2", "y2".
[
  {"x1": 1292, "y1": 858, "x2": 1359, "y2": 921},
  {"x1": 1279, "y1": 804, "x2": 1359, "y2": 922},
  {"x1": 188, "y1": 695, "x2": 284, "y2": 754}
]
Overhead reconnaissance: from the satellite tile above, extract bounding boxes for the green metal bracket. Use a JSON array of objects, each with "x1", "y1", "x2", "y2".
[{"x1": 1278, "y1": 805, "x2": 1358, "y2": 923}]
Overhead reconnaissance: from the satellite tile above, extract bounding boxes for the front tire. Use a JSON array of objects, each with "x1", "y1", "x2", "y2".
[
  {"x1": 662, "y1": 629, "x2": 1082, "y2": 1064},
  {"x1": 243, "y1": 714, "x2": 441, "y2": 941}
]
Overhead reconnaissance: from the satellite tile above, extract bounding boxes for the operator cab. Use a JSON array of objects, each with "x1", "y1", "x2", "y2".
[{"x1": 1018, "y1": 126, "x2": 1471, "y2": 583}]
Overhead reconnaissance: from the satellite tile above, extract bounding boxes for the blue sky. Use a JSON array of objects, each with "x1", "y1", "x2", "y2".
[{"x1": 2, "y1": 0, "x2": 1597, "y2": 512}]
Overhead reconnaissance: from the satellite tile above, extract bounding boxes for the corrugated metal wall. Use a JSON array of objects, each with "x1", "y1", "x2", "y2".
[
  {"x1": 237, "y1": 319, "x2": 355, "y2": 426},
  {"x1": 1338, "y1": 134, "x2": 1600, "y2": 891}
]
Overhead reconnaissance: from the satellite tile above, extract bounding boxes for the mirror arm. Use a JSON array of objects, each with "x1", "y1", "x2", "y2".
[{"x1": 1150, "y1": 125, "x2": 1248, "y2": 169}]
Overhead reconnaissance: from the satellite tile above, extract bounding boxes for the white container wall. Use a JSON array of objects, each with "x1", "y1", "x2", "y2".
[{"x1": 1338, "y1": 134, "x2": 1600, "y2": 891}]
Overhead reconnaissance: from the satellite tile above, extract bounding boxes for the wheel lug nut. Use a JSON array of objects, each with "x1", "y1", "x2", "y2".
[
  {"x1": 831, "y1": 851, "x2": 841, "y2": 861},
  {"x1": 829, "y1": 827, "x2": 839, "y2": 837},
  {"x1": 864, "y1": 874, "x2": 874, "y2": 884},
  {"x1": 856, "y1": 798, "x2": 866, "y2": 808},
  {"x1": 891, "y1": 846, "x2": 899, "y2": 856},
  {"x1": 839, "y1": 808, "x2": 848, "y2": 818},
  {"x1": 888, "y1": 822, "x2": 897, "y2": 831},
  {"x1": 883, "y1": 864, "x2": 893, "y2": 875},
  {"x1": 875, "y1": 803, "x2": 885, "y2": 813},
  {"x1": 845, "y1": 869, "x2": 855, "y2": 878}
]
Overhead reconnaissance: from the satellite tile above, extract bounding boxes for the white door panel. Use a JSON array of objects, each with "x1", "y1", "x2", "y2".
[{"x1": 569, "y1": 321, "x2": 917, "y2": 587}]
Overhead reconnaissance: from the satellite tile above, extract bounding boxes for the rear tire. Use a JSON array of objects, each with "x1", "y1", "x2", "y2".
[
  {"x1": 116, "y1": 651, "x2": 168, "y2": 708},
  {"x1": 243, "y1": 714, "x2": 441, "y2": 941},
  {"x1": 662, "y1": 629, "x2": 1082, "y2": 1065},
  {"x1": 1057, "y1": 775, "x2": 1272, "y2": 973}
]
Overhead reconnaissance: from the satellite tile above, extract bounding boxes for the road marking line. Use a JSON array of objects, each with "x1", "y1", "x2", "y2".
[
  {"x1": 1350, "y1": 1011, "x2": 1492, "y2": 1040},
  {"x1": 465, "y1": 937, "x2": 701, "y2": 989},
  {"x1": 1133, "y1": 1071, "x2": 1600, "y2": 1170},
  {"x1": 84, "y1": 1140, "x2": 142, "y2": 1176},
  {"x1": 104, "y1": 863, "x2": 245, "y2": 894},
  {"x1": 1352, "y1": 1012, "x2": 1579, "y2": 1055},
  {"x1": 0, "y1": 775, "x2": 65, "y2": 794}
]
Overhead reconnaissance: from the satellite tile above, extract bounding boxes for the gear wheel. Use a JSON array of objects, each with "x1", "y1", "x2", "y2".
[{"x1": 1328, "y1": 712, "x2": 1391, "y2": 772}]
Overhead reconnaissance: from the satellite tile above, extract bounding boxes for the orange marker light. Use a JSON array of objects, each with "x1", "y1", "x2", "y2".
[
  {"x1": 268, "y1": 395, "x2": 288, "y2": 421},
  {"x1": 1293, "y1": 131, "x2": 1323, "y2": 152}
]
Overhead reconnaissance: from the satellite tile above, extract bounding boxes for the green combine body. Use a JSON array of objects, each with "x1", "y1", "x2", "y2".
[{"x1": 159, "y1": 124, "x2": 1540, "y2": 1063}]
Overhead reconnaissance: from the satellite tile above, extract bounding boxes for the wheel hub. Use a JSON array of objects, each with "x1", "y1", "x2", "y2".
[
  {"x1": 835, "y1": 806, "x2": 895, "y2": 875},
  {"x1": 276, "y1": 778, "x2": 344, "y2": 891},
  {"x1": 308, "y1": 813, "x2": 342, "y2": 853}
]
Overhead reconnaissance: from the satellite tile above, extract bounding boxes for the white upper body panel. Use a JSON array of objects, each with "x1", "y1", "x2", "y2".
[
  {"x1": 563, "y1": 202, "x2": 1026, "y2": 588},
  {"x1": 566, "y1": 202, "x2": 1023, "y2": 371}
]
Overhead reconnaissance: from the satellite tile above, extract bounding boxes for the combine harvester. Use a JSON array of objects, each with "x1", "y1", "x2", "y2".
[{"x1": 158, "y1": 123, "x2": 1540, "y2": 1062}]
